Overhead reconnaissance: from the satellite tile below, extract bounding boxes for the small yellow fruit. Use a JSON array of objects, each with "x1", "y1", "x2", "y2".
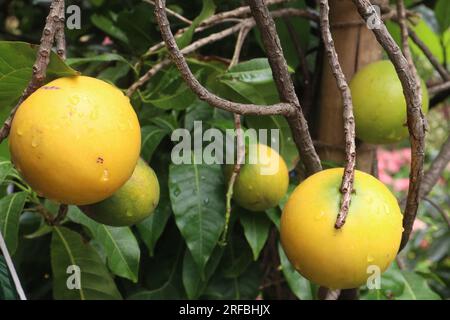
[
  {"x1": 9, "y1": 76, "x2": 141, "y2": 205},
  {"x1": 280, "y1": 168, "x2": 402, "y2": 289},
  {"x1": 80, "y1": 158, "x2": 160, "y2": 226},
  {"x1": 350, "y1": 60, "x2": 429, "y2": 144},
  {"x1": 225, "y1": 143, "x2": 289, "y2": 212}
]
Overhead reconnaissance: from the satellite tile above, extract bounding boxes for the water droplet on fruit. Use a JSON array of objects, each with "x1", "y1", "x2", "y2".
[
  {"x1": 314, "y1": 211, "x2": 325, "y2": 220},
  {"x1": 31, "y1": 138, "x2": 39, "y2": 148},
  {"x1": 100, "y1": 169, "x2": 109, "y2": 182},
  {"x1": 367, "y1": 255, "x2": 375, "y2": 263},
  {"x1": 16, "y1": 129, "x2": 23, "y2": 136},
  {"x1": 383, "y1": 203, "x2": 390, "y2": 213},
  {"x1": 69, "y1": 95, "x2": 80, "y2": 105}
]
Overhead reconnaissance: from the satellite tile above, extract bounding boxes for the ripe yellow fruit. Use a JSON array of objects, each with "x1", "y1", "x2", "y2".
[
  {"x1": 280, "y1": 168, "x2": 402, "y2": 289},
  {"x1": 225, "y1": 143, "x2": 289, "y2": 212},
  {"x1": 9, "y1": 76, "x2": 141, "y2": 205},
  {"x1": 80, "y1": 158, "x2": 160, "y2": 226},
  {"x1": 350, "y1": 60, "x2": 429, "y2": 144}
]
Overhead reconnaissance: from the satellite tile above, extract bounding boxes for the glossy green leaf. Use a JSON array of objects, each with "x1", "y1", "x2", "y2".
[
  {"x1": 51, "y1": 227, "x2": 122, "y2": 300},
  {"x1": 0, "y1": 256, "x2": 17, "y2": 300},
  {"x1": 141, "y1": 125, "x2": 169, "y2": 162},
  {"x1": 239, "y1": 209, "x2": 271, "y2": 261},
  {"x1": 435, "y1": 0, "x2": 450, "y2": 33},
  {"x1": 137, "y1": 161, "x2": 172, "y2": 256},
  {"x1": 68, "y1": 207, "x2": 140, "y2": 283},
  {"x1": 66, "y1": 53, "x2": 131, "y2": 67},
  {"x1": 278, "y1": 242, "x2": 314, "y2": 300},
  {"x1": 0, "y1": 160, "x2": 13, "y2": 185},
  {"x1": 91, "y1": 14, "x2": 129, "y2": 44},
  {"x1": 0, "y1": 192, "x2": 27, "y2": 255},
  {"x1": 176, "y1": 0, "x2": 216, "y2": 49},
  {"x1": 362, "y1": 264, "x2": 441, "y2": 300},
  {"x1": 169, "y1": 163, "x2": 226, "y2": 273},
  {"x1": 182, "y1": 246, "x2": 223, "y2": 299}
]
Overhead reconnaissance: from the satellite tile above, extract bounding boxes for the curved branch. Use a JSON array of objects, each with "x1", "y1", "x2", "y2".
[
  {"x1": 0, "y1": 0, "x2": 65, "y2": 144},
  {"x1": 247, "y1": 0, "x2": 322, "y2": 175},
  {"x1": 353, "y1": 0, "x2": 426, "y2": 251},
  {"x1": 319, "y1": 0, "x2": 356, "y2": 229},
  {"x1": 420, "y1": 135, "x2": 450, "y2": 198}
]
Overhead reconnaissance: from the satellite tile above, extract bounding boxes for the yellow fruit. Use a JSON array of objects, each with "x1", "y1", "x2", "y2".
[
  {"x1": 280, "y1": 168, "x2": 402, "y2": 289},
  {"x1": 9, "y1": 76, "x2": 141, "y2": 205},
  {"x1": 350, "y1": 60, "x2": 429, "y2": 144},
  {"x1": 225, "y1": 143, "x2": 289, "y2": 212},
  {"x1": 80, "y1": 158, "x2": 160, "y2": 226}
]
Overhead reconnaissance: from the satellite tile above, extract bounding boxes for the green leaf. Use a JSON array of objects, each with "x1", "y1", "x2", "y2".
[
  {"x1": 176, "y1": 0, "x2": 216, "y2": 49},
  {"x1": 239, "y1": 209, "x2": 271, "y2": 261},
  {"x1": 146, "y1": 82, "x2": 197, "y2": 110},
  {"x1": 265, "y1": 207, "x2": 281, "y2": 230},
  {"x1": 0, "y1": 41, "x2": 78, "y2": 110},
  {"x1": 169, "y1": 163, "x2": 226, "y2": 273},
  {"x1": 67, "y1": 207, "x2": 140, "y2": 283},
  {"x1": 66, "y1": 53, "x2": 131, "y2": 67},
  {"x1": 51, "y1": 227, "x2": 122, "y2": 300},
  {"x1": 137, "y1": 162, "x2": 172, "y2": 256},
  {"x1": 91, "y1": 14, "x2": 129, "y2": 44},
  {"x1": 0, "y1": 256, "x2": 17, "y2": 300},
  {"x1": 362, "y1": 264, "x2": 441, "y2": 300},
  {"x1": 222, "y1": 58, "x2": 293, "y2": 84},
  {"x1": 0, "y1": 160, "x2": 13, "y2": 185},
  {"x1": 278, "y1": 242, "x2": 314, "y2": 300},
  {"x1": 140, "y1": 125, "x2": 169, "y2": 162},
  {"x1": 182, "y1": 246, "x2": 223, "y2": 299},
  {"x1": 435, "y1": 0, "x2": 450, "y2": 33},
  {"x1": 0, "y1": 192, "x2": 27, "y2": 255}
]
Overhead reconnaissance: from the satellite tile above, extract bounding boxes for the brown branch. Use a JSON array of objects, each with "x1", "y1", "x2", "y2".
[
  {"x1": 0, "y1": 0, "x2": 65, "y2": 144},
  {"x1": 420, "y1": 135, "x2": 450, "y2": 198},
  {"x1": 352, "y1": 0, "x2": 426, "y2": 251},
  {"x1": 319, "y1": 0, "x2": 356, "y2": 229},
  {"x1": 143, "y1": 0, "x2": 192, "y2": 25},
  {"x1": 55, "y1": 0, "x2": 66, "y2": 60},
  {"x1": 129, "y1": 8, "x2": 317, "y2": 97},
  {"x1": 152, "y1": 3, "x2": 312, "y2": 118},
  {"x1": 51, "y1": 204, "x2": 68, "y2": 226},
  {"x1": 221, "y1": 31, "x2": 248, "y2": 245},
  {"x1": 247, "y1": 0, "x2": 322, "y2": 175},
  {"x1": 408, "y1": 28, "x2": 450, "y2": 82},
  {"x1": 428, "y1": 81, "x2": 450, "y2": 96},
  {"x1": 229, "y1": 26, "x2": 251, "y2": 68},
  {"x1": 423, "y1": 197, "x2": 450, "y2": 229}
]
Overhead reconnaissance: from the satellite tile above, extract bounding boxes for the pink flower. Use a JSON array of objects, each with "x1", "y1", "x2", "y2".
[
  {"x1": 393, "y1": 178, "x2": 409, "y2": 192},
  {"x1": 102, "y1": 36, "x2": 113, "y2": 46},
  {"x1": 379, "y1": 171, "x2": 393, "y2": 185}
]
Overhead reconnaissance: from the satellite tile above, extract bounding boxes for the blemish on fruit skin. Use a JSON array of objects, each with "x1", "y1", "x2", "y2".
[
  {"x1": 96, "y1": 157, "x2": 104, "y2": 164},
  {"x1": 367, "y1": 255, "x2": 375, "y2": 263},
  {"x1": 42, "y1": 86, "x2": 61, "y2": 90}
]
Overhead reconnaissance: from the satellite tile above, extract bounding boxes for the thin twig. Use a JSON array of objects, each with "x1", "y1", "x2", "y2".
[
  {"x1": 423, "y1": 197, "x2": 450, "y2": 229},
  {"x1": 408, "y1": 28, "x2": 450, "y2": 82},
  {"x1": 420, "y1": 135, "x2": 450, "y2": 198},
  {"x1": 353, "y1": 0, "x2": 426, "y2": 251},
  {"x1": 143, "y1": 0, "x2": 192, "y2": 25},
  {"x1": 130, "y1": 7, "x2": 319, "y2": 96},
  {"x1": 221, "y1": 35, "x2": 248, "y2": 245},
  {"x1": 152, "y1": 3, "x2": 298, "y2": 117},
  {"x1": 247, "y1": 0, "x2": 322, "y2": 175},
  {"x1": 229, "y1": 26, "x2": 251, "y2": 68},
  {"x1": 319, "y1": 0, "x2": 356, "y2": 229},
  {"x1": 0, "y1": 0, "x2": 65, "y2": 144},
  {"x1": 428, "y1": 81, "x2": 450, "y2": 96},
  {"x1": 51, "y1": 204, "x2": 68, "y2": 226}
]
